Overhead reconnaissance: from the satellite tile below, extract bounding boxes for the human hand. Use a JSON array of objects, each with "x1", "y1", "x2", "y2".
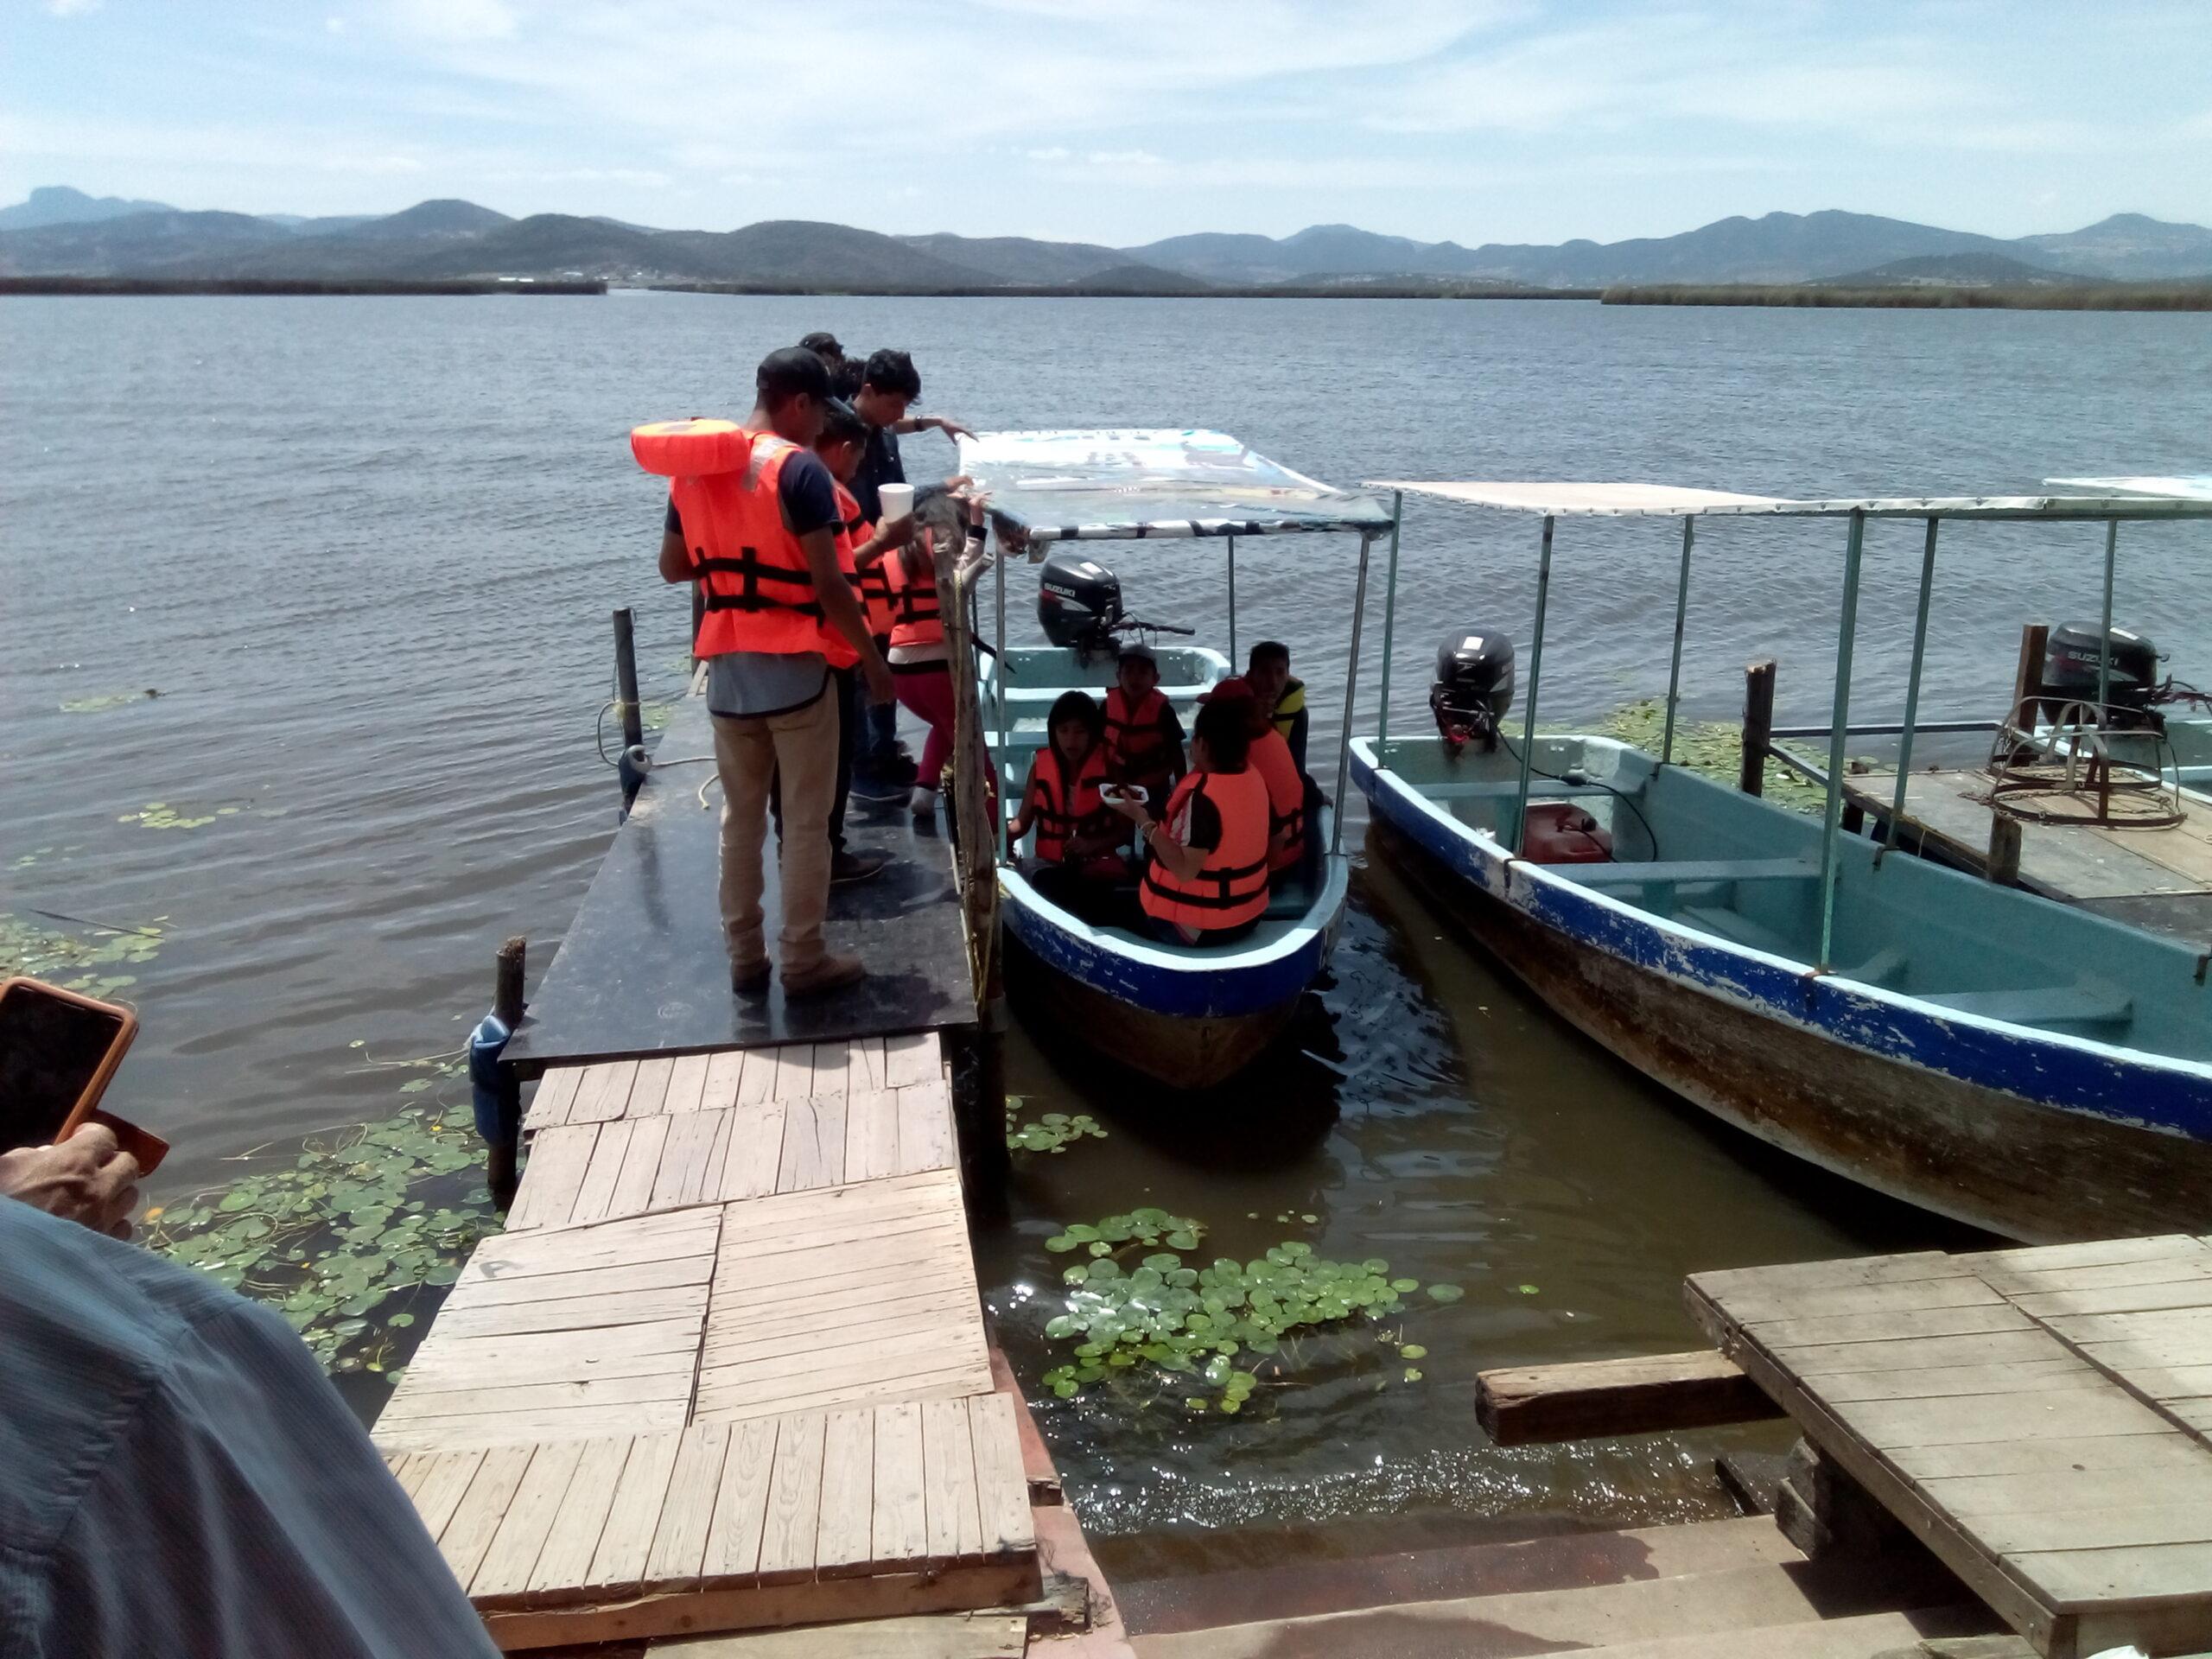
[
  {"x1": 934, "y1": 417, "x2": 975, "y2": 442},
  {"x1": 877, "y1": 512, "x2": 917, "y2": 550},
  {"x1": 940, "y1": 474, "x2": 972, "y2": 493},
  {"x1": 1107, "y1": 795, "x2": 1150, "y2": 825},
  {"x1": 0, "y1": 1122, "x2": 142, "y2": 1238},
  {"x1": 864, "y1": 658, "x2": 897, "y2": 707}
]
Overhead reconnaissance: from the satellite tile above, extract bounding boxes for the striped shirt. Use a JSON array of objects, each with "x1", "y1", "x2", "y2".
[{"x1": 0, "y1": 1200, "x2": 498, "y2": 1658}]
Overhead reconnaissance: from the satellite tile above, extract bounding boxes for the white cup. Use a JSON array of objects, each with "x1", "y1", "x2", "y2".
[{"x1": 878, "y1": 483, "x2": 914, "y2": 522}]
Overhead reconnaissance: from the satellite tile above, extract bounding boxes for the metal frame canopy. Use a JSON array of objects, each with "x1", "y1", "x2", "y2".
[
  {"x1": 955, "y1": 429, "x2": 1392, "y2": 861},
  {"x1": 1367, "y1": 479, "x2": 2212, "y2": 972}
]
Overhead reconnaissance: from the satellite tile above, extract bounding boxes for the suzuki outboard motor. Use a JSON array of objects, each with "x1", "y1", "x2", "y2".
[
  {"x1": 2040, "y1": 621, "x2": 2161, "y2": 724},
  {"x1": 1039, "y1": 552, "x2": 1125, "y2": 656},
  {"x1": 1431, "y1": 629, "x2": 1516, "y2": 753}
]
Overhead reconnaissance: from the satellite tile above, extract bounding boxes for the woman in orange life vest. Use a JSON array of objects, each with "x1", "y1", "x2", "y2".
[
  {"x1": 881, "y1": 492, "x2": 988, "y2": 827},
  {"x1": 1198, "y1": 676, "x2": 1306, "y2": 880},
  {"x1": 1101, "y1": 644, "x2": 1185, "y2": 816},
  {"x1": 1109, "y1": 696, "x2": 1272, "y2": 947},
  {"x1": 1008, "y1": 690, "x2": 1130, "y2": 917}
]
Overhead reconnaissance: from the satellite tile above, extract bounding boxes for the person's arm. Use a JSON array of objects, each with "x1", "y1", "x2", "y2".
[
  {"x1": 854, "y1": 512, "x2": 916, "y2": 569},
  {"x1": 658, "y1": 499, "x2": 692, "y2": 585},
  {"x1": 0, "y1": 1122, "x2": 141, "y2": 1236},
  {"x1": 894, "y1": 415, "x2": 974, "y2": 442},
  {"x1": 801, "y1": 524, "x2": 894, "y2": 704},
  {"x1": 1134, "y1": 813, "x2": 1211, "y2": 880},
  {"x1": 1007, "y1": 760, "x2": 1039, "y2": 841}
]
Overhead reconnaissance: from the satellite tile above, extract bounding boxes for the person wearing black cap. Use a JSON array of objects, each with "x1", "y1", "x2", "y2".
[{"x1": 657, "y1": 346, "x2": 893, "y2": 999}]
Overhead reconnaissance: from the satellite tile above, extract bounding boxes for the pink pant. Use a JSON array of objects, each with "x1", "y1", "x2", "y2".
[{"x1": 894, "y1": 664, "x2": 956, "y2": 790}]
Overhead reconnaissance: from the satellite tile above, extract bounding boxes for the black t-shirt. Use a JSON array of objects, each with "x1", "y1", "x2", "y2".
[
  {"x1": 663, "y1": 448, "x2": 839, "y2": 541},
  {"x1": 850, "y1": 424, "x2": 906, "y2": 524},
  {"x1": 1169, "y1": 782, "x2": 1221, "y2": 855}
]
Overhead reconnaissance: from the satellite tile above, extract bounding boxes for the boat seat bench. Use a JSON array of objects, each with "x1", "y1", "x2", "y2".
[{"x1": 1918, "y1": 981, "x2": 2134, "y2": 1027}]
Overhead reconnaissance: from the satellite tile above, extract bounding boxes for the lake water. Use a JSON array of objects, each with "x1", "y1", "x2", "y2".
[{"x1": 4, "y1": 293, "x2": 2209, "y2": 1578}]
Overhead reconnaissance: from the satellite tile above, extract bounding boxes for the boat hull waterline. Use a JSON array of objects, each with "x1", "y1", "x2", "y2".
[{"x1": 1353, "y1": 738, "x2": 2212, "y2": 1243}]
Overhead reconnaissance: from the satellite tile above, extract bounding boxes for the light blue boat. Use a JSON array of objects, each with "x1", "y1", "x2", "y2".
[
  {"x1": 957, "y1": 429, "x2": 1389, "y2": 1086},
  {"x1": 1353, "y1": 480, "x2": 2212, "y2": 1242}
]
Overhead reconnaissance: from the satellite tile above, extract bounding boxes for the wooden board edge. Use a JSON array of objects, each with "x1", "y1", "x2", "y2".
[{"x1": 1474, "y1": 1348, "x2": 1783, "y2": 1446}]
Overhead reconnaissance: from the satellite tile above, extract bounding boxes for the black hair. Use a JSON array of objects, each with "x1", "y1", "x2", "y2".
[
  {"x1": 756, "y1": 346, "x2": 830, "y2": 412},
  {"x1": 817, "y1": 397, "x2": 868, "y2": 449},
  {"x1": 799, "y1": 331, "x2": 843, "y2": 360},
  {"x1": 1249, "y1": 639, "x2": 1290, "y2": 670},
  {"x1": 860, "y1": 347, "x2": 921, "y2": 401},
  {"x1": 1192, "y1": 698, "x2": 1251, "y2": 772},
  {"x1": 830, "y1": 357, "x2": 864, "y2": 399},
  {"x1": 1046, "y1": 690, "x2": 1104, "y2": 765}
]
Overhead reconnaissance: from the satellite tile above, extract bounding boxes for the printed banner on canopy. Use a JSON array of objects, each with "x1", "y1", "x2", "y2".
[{"x1": 957, "y1": 429, "x2": 1391, "y2": 548}]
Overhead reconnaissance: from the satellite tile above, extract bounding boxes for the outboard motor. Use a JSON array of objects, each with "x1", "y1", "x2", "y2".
[
  {"x1": 1431, "y1": 629, "x2": 1516, "y2": 753},
  {"x1": 2039, "y1": 622, "x2": 2162, "y2": 727},
  {"x1": 1039, "y1": 552, "x2": 1125, "y2": 657}
]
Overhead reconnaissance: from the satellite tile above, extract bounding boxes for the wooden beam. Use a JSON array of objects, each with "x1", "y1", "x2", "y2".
[
  {"x1": 1476, "y1": 1350, "x2": 1783, "y2": 1446},
  {"x1": 1740, "y1": 658, "x2": 1777, "y2": 797}
]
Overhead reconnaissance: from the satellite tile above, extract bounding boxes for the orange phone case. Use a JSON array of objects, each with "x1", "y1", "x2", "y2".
[{"x1": 0, "y1": 976, "x2": 162, "y2": 1172}]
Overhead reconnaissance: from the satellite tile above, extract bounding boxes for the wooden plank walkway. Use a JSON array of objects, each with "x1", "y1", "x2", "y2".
[
  {"x1": 1844, "y1": 766, "x2": 2212, "y2": 947},
  {"x1": 1690, "y1": 1234, "x2": 2212, "y2": 1658},
  {"x1": 375, "y1": 1032, "x2": 1035, "y2": 1651}
]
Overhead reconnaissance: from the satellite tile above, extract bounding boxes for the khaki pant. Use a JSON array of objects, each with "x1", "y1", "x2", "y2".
[{"x1": 713, "y1": 686, "x2": 838, "y2": 976}]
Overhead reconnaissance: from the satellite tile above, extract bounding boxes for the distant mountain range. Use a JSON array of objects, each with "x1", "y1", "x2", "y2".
[{"x1": 3, "y1": 186, "x2": 2208, "y2": 291}]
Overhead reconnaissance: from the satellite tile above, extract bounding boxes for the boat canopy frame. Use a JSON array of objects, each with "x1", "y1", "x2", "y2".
[
  {"x1": 1363, "y1": 480, "x2": 2212, "y2": 971},
  {"x1": 959, "y1": 429, "x2": 1394, "y2": 862}
]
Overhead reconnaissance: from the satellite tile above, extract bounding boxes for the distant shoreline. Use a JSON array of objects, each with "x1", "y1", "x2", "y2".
[
  {"x1": 645, "y1": 282, "x2": 1600, "y2": 301},
  {"x1": 1602, "y1": 282, "x2": 2212, "y2": 311},
  {"x1": 0, "y1": 276, "x2": 607, "y2": 296}
]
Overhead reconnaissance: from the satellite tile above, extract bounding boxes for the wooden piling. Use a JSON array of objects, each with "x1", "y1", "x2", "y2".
[
  {"x1": 1740, "y1": 658, "x2": 1777, "y2": 797},
  {"x1": 1987, "y1": 813, "x2": 2024, "y2": 887},
  {"x1": 486, "y1": 935, "x2": 525, "y2": 1211},
  {"x1": 2011, "y1": 623, "x2": 2050, "y2": 725},
  {"x1": 613, "y1": 606, "x2": 646, "y2": 752}
]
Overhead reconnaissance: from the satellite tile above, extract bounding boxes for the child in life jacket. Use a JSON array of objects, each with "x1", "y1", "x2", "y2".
[
  {"x1": 1101, "y1": 644, "x2": 1185, "y2": 816},
  {"x1": 1007, "y1": 691, "x2": 1130, "y2": 916}
]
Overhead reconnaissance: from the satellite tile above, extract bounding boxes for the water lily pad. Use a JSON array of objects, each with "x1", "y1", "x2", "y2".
[{"x1": 1427, "y1": 1283, "x2": 1465, "y2": 1303}]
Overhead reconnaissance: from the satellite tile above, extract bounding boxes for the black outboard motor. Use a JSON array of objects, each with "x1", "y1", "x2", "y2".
[
  {"x1": 2040, "y1": 622, "x2": 2163, "y2": 726},
  {"x1": 1431, "y1": 629, "x2": 1516, "y2": 753},
  {"x1": 1039, "y1": 552, "x2": 1125, "y2": 656}
]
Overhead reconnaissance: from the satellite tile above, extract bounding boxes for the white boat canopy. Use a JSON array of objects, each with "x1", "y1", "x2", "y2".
[
  {"x1": 2046, "y1": 475, "x2": 2212, "y2": 501},
  {"x1": 962, "y1": 429, "x2": 1393, "y2": 547},
  {"x1": 1366, "y1": 480, "x2": 2212, "y2": 521}
]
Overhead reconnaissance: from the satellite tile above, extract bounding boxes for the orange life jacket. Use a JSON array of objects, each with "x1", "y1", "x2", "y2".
[
  {"x1": 1027, "y1": 744, "x2": 1112, "y2": 864},
  {"x1": 632, "y1": 417, "x2": 753, "y2": 477},
  {"x1": 834, "y1": 480, "x2": 897, "y2": 639},
  {"x1": 884, "y1": 547, "x2": 944, "y2": 652},
  {"x1": 1247, "y1": 727, "x2": 1306, "y2": 874},
  {"x1": 664, "y1": 433, "x2": 831, "y2": 660},
  {"x1": 1141, "y1": 767, "x2": 1271, "y2": 934},
  {"x1": 1104, "y1": 687, "x2": 1174, "y2": 783}
]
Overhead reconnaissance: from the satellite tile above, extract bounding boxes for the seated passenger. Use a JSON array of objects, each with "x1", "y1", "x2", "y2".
[
  {"x1": 1103, "y1": 644, "x2": 1185, "y2": 813},
  {"x1": 1113, "y1": 697, "x2": 1270, "y2": 947},
  {"x1": 1009, "y1": 691, "x2": 1129, "y2": 897},
  {"x1": 1246, "y1": 639, "x2": 1307, "y2": 772},
  {"x1": 1200, "y1": 676, "x2": 1304, "y2": 880}
]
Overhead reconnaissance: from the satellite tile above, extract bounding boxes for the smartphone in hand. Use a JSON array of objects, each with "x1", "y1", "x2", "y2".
[{"x1": 0, "y1": 977, "x2": 166, "y2": 1173}]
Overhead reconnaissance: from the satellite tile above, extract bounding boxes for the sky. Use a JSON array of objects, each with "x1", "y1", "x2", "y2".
[{"x1": 3, "y1": 1, "x2": 2209, "y2": 246}]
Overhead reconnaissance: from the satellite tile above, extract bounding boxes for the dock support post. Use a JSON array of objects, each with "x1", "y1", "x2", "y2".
[
  {"x1": 938, "y1": 527, "x2": 1007, "y2": 1167},
  {"x1": 2011, "y1": 623, "x2": 2050, "y2": 728},
  {"x1": 1508, "y1": 516, "x2": 1555, "y2": 855},
  {"x1": 1225, "y1": 535, "x2": 1237, "y2": 671},
  {"x1": 1815, "y1": 510, "x2": 1867, "y2": 972},
  {"x1": 1988, "y1": 814, "x2": 2023, "y2": 887},
  {"x1": 486, "y1": 935, "x2": 525, "y2": 1211},
  {"x1": 1376, "y1": 494, "x2": 1402, "y2": 760},
  {"x1": 1739, "y1": 659, "x2": 1777, "y2": 797},
  {"x1": 1878, "y1": 518, "x2": 1940, "y2": 867},
  {"x1": 1329, "y1": 532, "x2": 1375, "y2": 855},
  {"x1": 613, "y1": 607, "x2": 646, "y2": 811},
  {"x1": 1662, "y1": 517, "x2": 1694, "y2": 765}
]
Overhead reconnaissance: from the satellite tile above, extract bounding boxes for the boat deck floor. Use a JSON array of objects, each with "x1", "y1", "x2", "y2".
[
  {"x1": 502, "y1": 693, "x2": 976, "y2": 1076},
  {"x1": 1845, "y1": 766, "x2": 2212, "y2": 948}
]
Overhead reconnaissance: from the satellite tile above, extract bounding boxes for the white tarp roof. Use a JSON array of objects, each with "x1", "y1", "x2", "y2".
[
  {"x1": 1368, "y1": 480, "x2": 2212, "y2": 522},
  {"x1": 2044, "y1": 475, "x2": 2212, "y2": 501}
]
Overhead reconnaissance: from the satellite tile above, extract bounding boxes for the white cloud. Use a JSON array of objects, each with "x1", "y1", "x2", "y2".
[
  {"x1": 45, "y1": 0, "x2": 101, "y2": 15},
  {"x1": 388, "y1": 0, "x2": 514, "y2": 44}
]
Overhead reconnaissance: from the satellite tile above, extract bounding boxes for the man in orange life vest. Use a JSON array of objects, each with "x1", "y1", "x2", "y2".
[{"x1": 657, "y1": 348, "x2": 894, "y2": 998}]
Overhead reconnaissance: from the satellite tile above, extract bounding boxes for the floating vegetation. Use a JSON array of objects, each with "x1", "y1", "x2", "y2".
[
  {"x1": 146, "y1": 1063, "x2": 495, "y2": 1378},
  {"x1": 641, "y1": 700, "x2": 674, "y2": 734},
  {"x1": 59, "y1": 690, "x2": 157, "y2": 714},
  {"x1": 117, "y1": 799, "x2": 250, "y2": 830},
  {"x1": 1006, "y1": 1098, "x2": 1108, "y2": 1155},
  {"x1": 0, "y1": 911, "x2": 162, "y2": 1000},
  {"x1": 1046, "y1": 1207, "x2": 1202, "y2": 1256},
  {"x1": 1594, "y1": 700, "x2": 1831, "y2": 813},
  {"x1": 1041, "y1": 1231, "x2": 1440, "y2": 1414}
]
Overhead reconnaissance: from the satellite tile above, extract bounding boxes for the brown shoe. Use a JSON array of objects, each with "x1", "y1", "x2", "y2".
[
  {"x1": 730, "y1": 958, "x2": 772, "y2": 995},
  {"x1": 782, "y1": 953, "x2": 867, "y2": 999}
]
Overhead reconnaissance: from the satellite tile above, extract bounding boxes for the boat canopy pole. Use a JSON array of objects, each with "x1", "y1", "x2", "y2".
[
  {"x1": 1376, "y1": 492, "x2": 1403, "y2": 759},
  {"x1": 1509, "y1": 515, "x2": 1555, "y2": 855},
  {"x1": 1226, "y1": 535, "x2": 1237, "y2": 669},
  {"x1": 1661, "y1": 517, "x2": 1694, "y2": 764},
  {"x1": 1816, "y1": 508, "x2": 1867, "y2": 969},
  {"x1": 1331, "y1": 531, "x2": 1375, "y2": 855},
  {"x1": 995, "y1": 537, "x2": 1010, "y2": 865},
  {"x1": 2098, "y1": 518, "x2": 2118, "y2": 717},
  {"x1": 1877, "y1": 516, "x2": 1940, "y2": 869}
]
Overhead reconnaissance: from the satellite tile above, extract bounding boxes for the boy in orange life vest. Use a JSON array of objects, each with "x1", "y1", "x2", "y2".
[
  {"x1": 1110, "y1": 696, "x2": 1271, "y2": 947},
  {"x1": 1008, "y1": 691, "x2": 1129, "y2": 912},
  {"x1": 1200, "y1": 677, "x2": 1305, "y2": 879},
  {"x1": 1101, "y1": 645, "x2": 1185, "y2": 815},
  {"x1": 656, "y1": 348, "x2": 893, "y2": 1000}
]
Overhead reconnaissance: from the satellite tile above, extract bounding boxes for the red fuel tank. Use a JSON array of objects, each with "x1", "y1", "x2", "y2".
[{"x1": 1520, "y1": 802, "x2": 1613, "y2": 864}]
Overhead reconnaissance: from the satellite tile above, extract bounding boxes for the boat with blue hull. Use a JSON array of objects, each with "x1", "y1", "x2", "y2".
[
  {"x1": 957, "y1": 429, "x2": 1388, "y2": 1087},
  {"x1": 1352, "y1": 481, "x2": 2212, "y2": 1241}
]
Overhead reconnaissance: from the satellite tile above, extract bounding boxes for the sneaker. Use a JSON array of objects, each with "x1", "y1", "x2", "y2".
[
  {"x1": 910, "y1": 787, "x2": 939, "y2": 831},
  {"x1": 860, "y1": 753, "x2": 918, "y2": 789},
  {"x1": 830, "y1": 849, "x2": 887, "y2": 885},
  {"x1": 783, "y1": 953, "x2": 867, "y2": 999},
  {"x1": 849, "y1": 777, "x2": 908, "y2": 805},
  {"x1": 730, "y1": 958, "x2": 772, "y2": 995}
]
